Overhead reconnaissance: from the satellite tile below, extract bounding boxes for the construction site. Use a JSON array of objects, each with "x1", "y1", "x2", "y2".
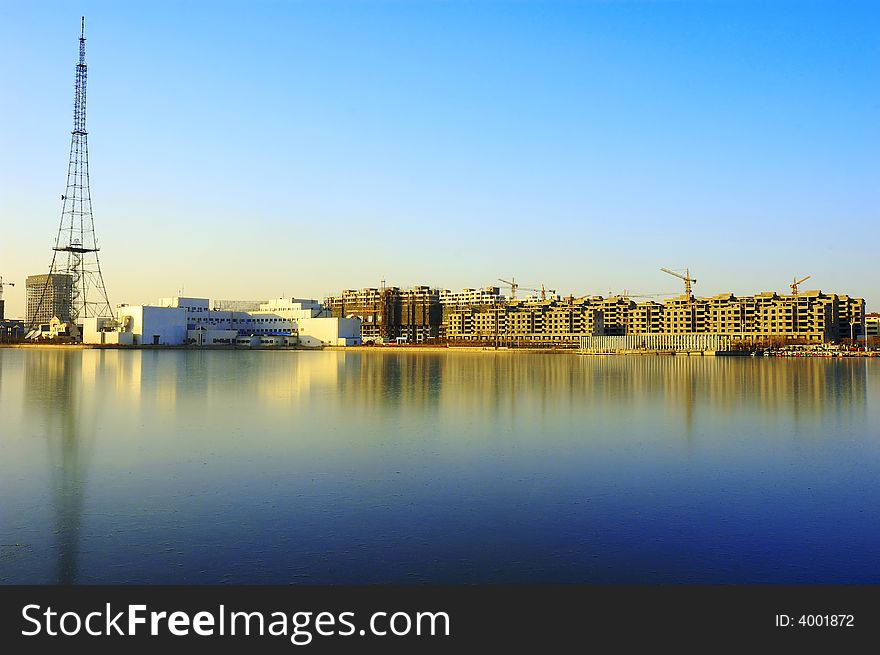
[
  {"x1": 325, "y1": 270, "x2": 868, "y2": 351},
  {"x1": 323, "y1": 285, "x2": 443, "y2": 345}
]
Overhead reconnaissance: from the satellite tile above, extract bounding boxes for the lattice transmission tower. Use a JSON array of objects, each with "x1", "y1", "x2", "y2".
[{"x1": 31, "y1": 17, "x2": 112, "y2": 329}]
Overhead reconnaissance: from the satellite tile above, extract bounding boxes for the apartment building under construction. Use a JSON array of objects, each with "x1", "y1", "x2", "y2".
[
  {"x1": 325, "y1": 285, "x2": 441, "y2": 343},
  {"x1": 654, "y1": 290, "x2": 864, "y2": 343},
  {"x1": 443, "y1": 298, "x2": 604, "y2": 345},
  {"x1": 325, "y1": 287, "x2": 399, "y2": 343},
  {"x1": 327, "y1": 283, "x2": 865, "y2": 346},
  {"x1": 442, "y1": 289, "x2": 865, "y2": 346},
  {"x1": 866, "y1": 313, "x2": 880, "y2": 345}
]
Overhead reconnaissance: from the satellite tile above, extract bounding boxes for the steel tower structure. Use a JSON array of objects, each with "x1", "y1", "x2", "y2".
[{"x1": 31, "y1": 17, "x2": 112, "y2": 329}]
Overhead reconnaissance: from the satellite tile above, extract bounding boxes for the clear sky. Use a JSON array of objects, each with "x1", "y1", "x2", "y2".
[{"x1": 1, "y1": 0, "x2": 878, "y2": 317}]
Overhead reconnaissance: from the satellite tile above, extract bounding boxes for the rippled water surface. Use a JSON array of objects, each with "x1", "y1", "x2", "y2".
[{"x1": 1, "y1": 348, "x2": 877, "y2": 583}]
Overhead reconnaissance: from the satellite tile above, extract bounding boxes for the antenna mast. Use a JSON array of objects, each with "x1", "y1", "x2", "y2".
[{"x1": 30, "y1": 17, "x2": 112, "y2": 330}]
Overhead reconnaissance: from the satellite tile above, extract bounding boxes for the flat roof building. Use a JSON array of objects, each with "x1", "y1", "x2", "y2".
[
  {"x1": 440, "y1": 289, "x2": 865, "y2": 346},
  {"x1": 82, "y1": 294, "x2": 361, "y2": 347},
  {"x1": 26, "y1": 273, "x2": 72, "y2": 328}
]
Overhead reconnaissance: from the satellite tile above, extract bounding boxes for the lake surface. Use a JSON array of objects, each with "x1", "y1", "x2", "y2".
[{"x1": 1, "y1": 347, "x2": 877, "y2": 584}]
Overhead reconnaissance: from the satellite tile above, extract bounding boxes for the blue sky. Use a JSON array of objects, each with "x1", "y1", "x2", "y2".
[{"x1": 1, "y1": 0, "x2": 878, "y2": 315}]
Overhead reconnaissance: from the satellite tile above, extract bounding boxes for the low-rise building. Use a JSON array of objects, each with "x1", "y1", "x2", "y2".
[
  {"x1": 159, "y1": 296, "x2": 323, "y2": 336},
  {"x1": 298, "y1": 317, "x2": 362, "y2": 347},
  {"x1": 0, "y1": 319, "x2": 26, "y2": 341},
  {"x1": 81, "y1": 295, "x2": 360, "y2": 347},
  {"x1": 81, "y1": 317, "x2": 135, "y2": 345},
  {"x1": 187, "y1": 327, "x2": 239, "y2": 346},
  {"x1": 118, "y1": 306, "x2": 187, "y2": 345},
  {"x1": 210, "y1": 299, "x2": 268, "y2": 312}
]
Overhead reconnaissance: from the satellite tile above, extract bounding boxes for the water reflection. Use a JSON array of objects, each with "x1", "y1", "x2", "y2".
[
  {"x1": 21, "y1": 350, "x2": 863, "y2": 429},
  {"x1": 330, "y1": 353, "x2": 868, "y2": 433},
  {"x1": 23, "y1": 349, "x2": 94, "y2": 584},
  {"x1": 0, "y1": 348, "x2": 875, "y2": 584}
]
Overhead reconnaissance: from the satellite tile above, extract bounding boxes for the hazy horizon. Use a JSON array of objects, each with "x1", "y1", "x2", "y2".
[{"x1": 2, "y1": 0, "x2": 878, "y2": 317}]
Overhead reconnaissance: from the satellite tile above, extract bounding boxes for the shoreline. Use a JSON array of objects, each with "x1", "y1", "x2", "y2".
[
  {"x1": 0, "y1": 342, "x2": 573, "y2": 354},
  {"x1": 1, "y1": 342, "x2": 877, "y2": 357}
]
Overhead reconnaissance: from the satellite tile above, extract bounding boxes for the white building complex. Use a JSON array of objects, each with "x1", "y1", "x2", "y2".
[{"x1": 82, "y1": 296, "x2": 361, "y2": 347}]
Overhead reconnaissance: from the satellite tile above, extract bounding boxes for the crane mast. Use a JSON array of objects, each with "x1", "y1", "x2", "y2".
[
  {"x1": 498, "y1": 278, "x2": 518, "y2": 300},
  {"x1": 660, "y1": 267, "x2": 697, "y2": 303},
  {"x1": 0, "y1": 276, "x2": 13, "y2": 301},
  {"x1": 790, "y1": 275, "x2": 811, "y2": 296},
  {"x1": 499, "y1": 279, "x2": 557, "y2": 301}
]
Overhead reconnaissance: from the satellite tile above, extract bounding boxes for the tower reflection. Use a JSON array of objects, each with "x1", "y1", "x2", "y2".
[{"x1": 24, "y1": 349, "x2": 93, "y2": 584}]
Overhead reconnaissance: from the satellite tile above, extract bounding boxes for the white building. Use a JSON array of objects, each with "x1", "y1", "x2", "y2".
[
  {"x1": 298, "y1": 317, "x2": 362, "y2": 347},
  {"x1": 187, "y1": 327, "x2": 239, "y2": 346},
  {"x1": 210, "y1": 299, "x2": 267, "y2": 312},
  {"x1": 159, "y1": 296, "x2": 324, "y2": 336},
  {"x1": 81, "y1": 316, "x2": 134, "y2": 345},
  {"x1": 115, "y1": 305, "x2": 187, "y2": 345},
  {"x1": 82, "y1": 295, "x2": 361, "y2": 347},
  {"x1": 259, "y1": 298, "x2": 326, "y2": 320}
]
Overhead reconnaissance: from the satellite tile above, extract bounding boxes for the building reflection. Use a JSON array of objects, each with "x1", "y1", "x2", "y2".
[
  {"x1": 172, "y1": 350, "x2": 868, "y2": 439},
  {"x1": 122, "y1": 350, "x2": 347, "y2": 411},
  {"x1": 22, "y1": 348, "x2": 870, "y2": 442},
  {"x1": 321, "y1": 352, "x2": 868, "y2": 436}
]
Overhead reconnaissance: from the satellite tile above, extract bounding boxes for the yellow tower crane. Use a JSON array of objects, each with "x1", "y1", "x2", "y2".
[
  {"x1": 541, "y1": 285, "x2": 556, "y2": 301},
  {"x1": 790, "y1": 275, "x2": 811, "y2": 296},
  {"x1": 614, "y1": 290, "x2": 676, "y2": 300},
  {"x1": 498, "y1": 278, "x2": 519, "y2": 300},
  {"x1": 660, "y1": 268, "x2": 697, "y2": 303},
  {"x1": 519, "y1": 284, "x2": 557, "y2": 301}
]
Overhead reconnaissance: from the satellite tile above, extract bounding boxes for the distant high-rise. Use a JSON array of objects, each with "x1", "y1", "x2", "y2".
[
  {"x1": 26, "y1": 274, "x2": 73, "y2": 328},
  {"x1": 29, "y1": 17, "x2": 111, "y2": 331}
]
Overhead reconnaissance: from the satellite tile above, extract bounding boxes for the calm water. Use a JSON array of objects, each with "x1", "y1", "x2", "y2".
[{"x1": 0, "y1": 347, "x2": 877, "y2": 584}]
